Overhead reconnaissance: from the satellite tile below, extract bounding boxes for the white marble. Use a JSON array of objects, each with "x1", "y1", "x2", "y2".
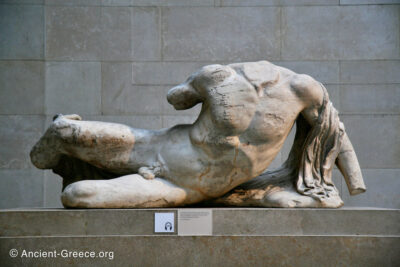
[{"x1": 30, "y1": 61, "x2": 366, "y2": 208}]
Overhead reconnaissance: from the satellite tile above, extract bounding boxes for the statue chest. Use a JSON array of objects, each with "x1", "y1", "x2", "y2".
[{"x1": 242, "y1": 97, "x2": 299, "y2": 144}]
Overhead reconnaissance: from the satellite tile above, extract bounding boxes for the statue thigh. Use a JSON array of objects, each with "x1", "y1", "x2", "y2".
[
  {"x1": 61, "y1": 174, "x2": 202, "y2": 208},
  {"x1": 43, "y1": 116, "x2": 137, "y2": 171}
]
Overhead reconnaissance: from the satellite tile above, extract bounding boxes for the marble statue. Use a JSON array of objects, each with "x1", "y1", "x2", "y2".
[{"x1": 30, "y1": 61, "x2": 366, "y2": 208}]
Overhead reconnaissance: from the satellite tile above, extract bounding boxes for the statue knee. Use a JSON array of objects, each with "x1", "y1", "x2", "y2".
[{"x1": 52, "y1": 119, "x2": 70, "y2": 137}]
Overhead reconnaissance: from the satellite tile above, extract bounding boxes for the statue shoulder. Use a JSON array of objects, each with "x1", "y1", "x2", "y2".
[{"x1": 290, "y1": 74, "x2": 324, "y2": 107}]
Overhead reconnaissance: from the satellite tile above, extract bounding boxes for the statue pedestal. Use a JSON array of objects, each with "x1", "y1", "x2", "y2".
[{"x1": 1, "y1": 208, "x2": 399, "y2": 266}]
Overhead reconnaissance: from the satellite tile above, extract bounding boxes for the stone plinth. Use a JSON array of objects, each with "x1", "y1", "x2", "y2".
[{"x1": 0, "y1": 208, "x2": 399, "y2": 266}]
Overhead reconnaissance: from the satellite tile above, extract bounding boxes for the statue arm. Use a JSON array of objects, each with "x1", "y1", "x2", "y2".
[
  {"x1": 167, "y1": 82, "x2": 203, "y2": 110},
  {"x1": 336, "y1": 133, "x2": 366, "y2": 195},
  {"x1": 291, "y1": 74, "x2": 366, "y2": 195}
]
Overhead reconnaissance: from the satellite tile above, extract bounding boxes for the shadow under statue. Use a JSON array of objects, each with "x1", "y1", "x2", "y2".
[{"x1": 30, "y1": 61, "x2": 366, "y2": 208}]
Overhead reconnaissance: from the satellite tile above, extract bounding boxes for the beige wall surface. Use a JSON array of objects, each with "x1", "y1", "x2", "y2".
[{"x1": 0, "y1": 0, "x2": 399, "y2": 208}]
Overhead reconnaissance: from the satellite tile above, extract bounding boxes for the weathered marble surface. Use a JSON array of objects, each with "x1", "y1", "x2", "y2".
[{"x1": 30, "y1": 61, "x2": 366, "y2": 208}]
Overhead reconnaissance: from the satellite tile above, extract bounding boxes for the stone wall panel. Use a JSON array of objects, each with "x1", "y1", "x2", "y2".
[
  {"x1": 162, "y1": 7, "x2": 280, "y2": 61},
  {"x1": 0, "y1": 61, "x2": 44, "y2": 115},
  {"x1": 45, "y1": 62, "x2": 101, "y2": 115},
  {"x1": 0, "y1": 116, "x2": 44, "y2": 170},
  {"x1": 0, "y1": 5, "x2": 44, "y2": 59}
]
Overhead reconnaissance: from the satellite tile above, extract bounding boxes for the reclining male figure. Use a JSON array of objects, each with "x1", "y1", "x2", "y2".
[{"x1": 30, "y1": 61, "x2": 366, "y2": 208}]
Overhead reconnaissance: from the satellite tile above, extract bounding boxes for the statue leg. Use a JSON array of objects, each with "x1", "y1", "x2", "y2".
[
  {"x1": 31, "y1": 114, "x2": 137, "y2": 172},
  {"x1": 61, "y1": 174, "x2": 204, "y2": 208}
]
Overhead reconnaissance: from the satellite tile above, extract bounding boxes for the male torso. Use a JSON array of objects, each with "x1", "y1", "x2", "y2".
[{"x1": 159, "y1": 62, "x2": 307, "y2": 197}]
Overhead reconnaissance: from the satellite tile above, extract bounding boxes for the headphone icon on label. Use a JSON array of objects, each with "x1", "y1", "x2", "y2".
[{"x1": 165, "y1": 221, "x2": 173, "y2": 231}]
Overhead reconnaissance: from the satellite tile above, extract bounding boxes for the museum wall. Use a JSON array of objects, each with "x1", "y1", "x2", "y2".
[{"x1": 0, "y1": 0, "x2": 398, "y2": 208}]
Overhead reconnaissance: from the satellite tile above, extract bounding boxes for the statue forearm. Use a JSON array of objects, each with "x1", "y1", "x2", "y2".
[{"x1": 336, "y1": 132, "x2": 366, "y2": 195}]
